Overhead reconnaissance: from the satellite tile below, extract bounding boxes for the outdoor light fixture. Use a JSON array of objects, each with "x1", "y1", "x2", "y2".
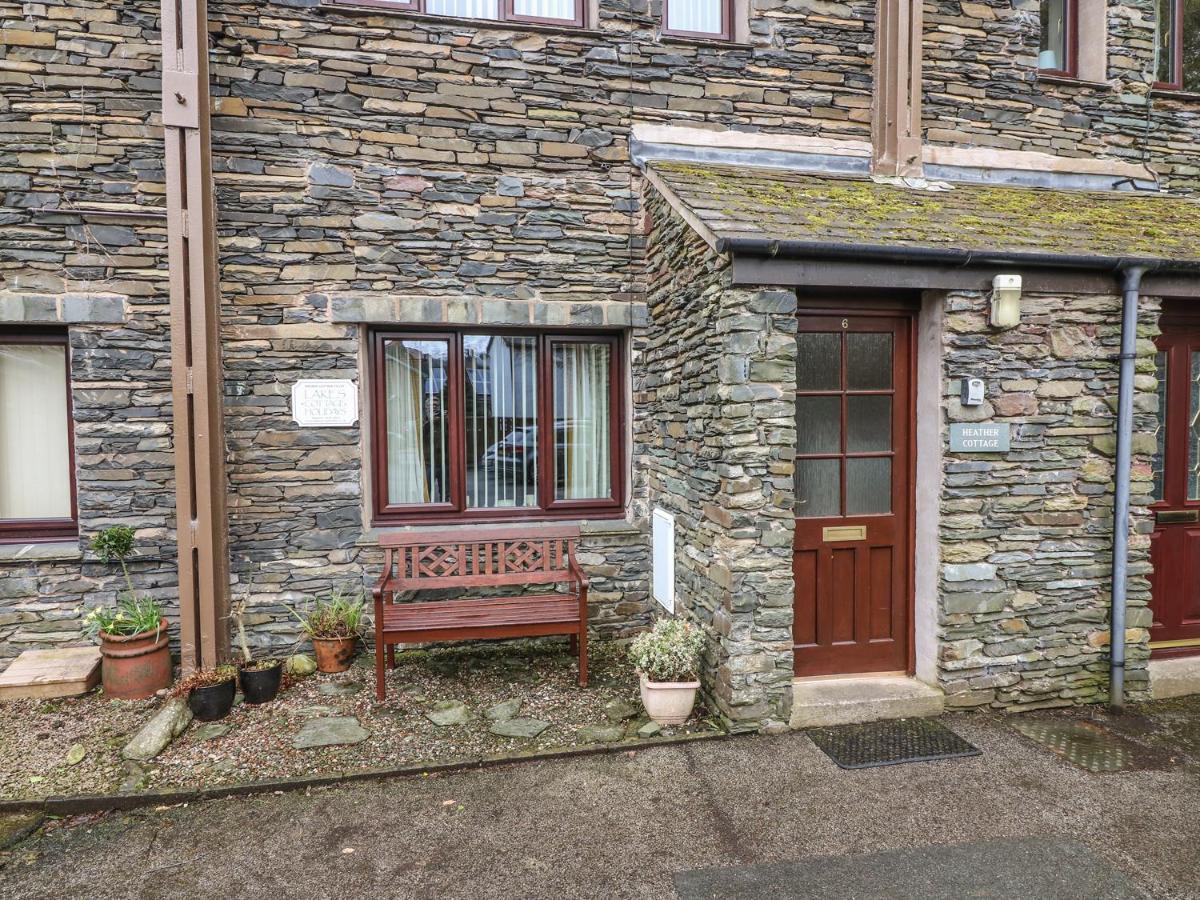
[{"x1": 989, "y1": 274, "x2": 1023, "y2": 328}]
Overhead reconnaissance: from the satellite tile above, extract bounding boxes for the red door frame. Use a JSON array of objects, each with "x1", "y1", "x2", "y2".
[{"x1": 793, "y1": 299, "x2": 918, "y2": 677}]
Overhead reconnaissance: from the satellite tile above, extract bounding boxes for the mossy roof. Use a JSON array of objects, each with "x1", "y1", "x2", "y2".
[{"x1": 649, "y1": 161, "x2": 1200, "y2": 265}]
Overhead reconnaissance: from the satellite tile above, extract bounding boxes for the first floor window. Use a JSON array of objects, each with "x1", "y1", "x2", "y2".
[
  {"x1": 371, "y1": 329, "x2": 623, "y2": 523},
  {"x1": 663, "y1": 0, "x2": 731, "y2": 39},
  {"x1": 0, "y1": 330, "x2": 76, "y2": 541},
  {"x1": 332, "y1": 0, "x2": 583, "y2": 27},
  {"x1": 1158, "y1": 0, "x2": 1200, "y2": 91},
  {"x1": 1039, "y1": 0, "x2": 1077, "y2": 75}
]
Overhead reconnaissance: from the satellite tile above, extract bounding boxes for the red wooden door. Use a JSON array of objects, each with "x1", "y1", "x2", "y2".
[
  {"x1": 793, "y1": 312, "x2": 913, "y2": 676},
  {"x1": 1149, "y1": 309, "x2": 1200, "y2": 657}
]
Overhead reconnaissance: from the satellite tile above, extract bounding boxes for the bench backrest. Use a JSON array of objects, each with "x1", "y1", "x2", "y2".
[{"x1": 379, "y1": 524, "x2": 581, "y2": 591}]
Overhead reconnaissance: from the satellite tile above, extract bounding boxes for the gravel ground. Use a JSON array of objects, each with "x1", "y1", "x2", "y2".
[
  {"x1": 0, "y1": 640, "x2": 721, "y2": 800},
  {"x1": 4, "y1": 698, "x2": 1200, "y2": 898}
]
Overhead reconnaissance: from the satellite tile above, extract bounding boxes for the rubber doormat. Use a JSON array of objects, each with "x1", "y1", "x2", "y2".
[{"x1": 807, "y1": 718, "x2": 981, "y2": 769}]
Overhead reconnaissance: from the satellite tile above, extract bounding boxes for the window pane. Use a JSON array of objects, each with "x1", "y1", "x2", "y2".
[
  {"x1": 666, "y1": 0, "x2": 724, "y2": 34},
  {"x1": 0, "y1": 343, "x2": 71, "y2": 520},
  {"x1": 1152, "y1": 350, "x2": 1167, "y2": 502},
  {"x1": 796, "y1": 396, "x2": 841, "y2": 455},
  {"x1": 1159, "y1": 0, "x2": 1177, "y2": 83},
  {"x1": 1039, "y1": 0, "x2": 1069, "y2": 71},
  {"x1": 554, "y1": 342, "x2": 612, "y2": 501},
  {"x1": 513, "y1": 0, "x2": 576, "y2": 19},
  {"x1": 426, "y1": 0, "x2": 499, "y2": 18},
  {"x1": 846, "y1": 332, "x2": 892, "y2": 390},
  {"x1": 847, "y1": 395, "x2": 891, "y2": 453},
  {"x1": 1185, "y1": 0, "x2": 1200, "y2": 91},
  {"x1": 796, "y1": 333, "x2": 840, "y2": 391},
  {"x1": 846, "y1": 457, "x2": 891, "y2": 515},
  {"x1": 795, "y1": 458, "x2": 839, "y2": 518},
  {"x1": 465, "y1": 335, "x2": 539, "y2": 509},
  {"x1": 385, "y1": 340, "x2": 450, "y2": 506}
]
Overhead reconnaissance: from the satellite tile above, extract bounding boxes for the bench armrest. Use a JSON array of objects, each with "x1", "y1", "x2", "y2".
[{"x1": 567, "y1": 555, "x2": 589, "y2": 590}]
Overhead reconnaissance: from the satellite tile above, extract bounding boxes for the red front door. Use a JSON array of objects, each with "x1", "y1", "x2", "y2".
[
  {"x1": 793, "y1": 310, "x2": 913, "y2": 676},
  {"x1": 1150, "y1": 307, "x2": 1200, "y2": 656}
]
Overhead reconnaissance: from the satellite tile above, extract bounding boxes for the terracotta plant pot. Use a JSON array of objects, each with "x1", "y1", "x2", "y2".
[
  {"x1": 99, "y1": 617, "x2": 172, "y2": 700},
  {"x1": 639, "y1": 672, "x2": 700, "y2": 726},
  {"x1": 311, "y1": 636, "x2": 358, "y2": 673}
]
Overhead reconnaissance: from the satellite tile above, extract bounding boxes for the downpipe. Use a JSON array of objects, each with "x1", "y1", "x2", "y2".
[{"x1": 1109, "y1": 265, "x2": 1147, "y2": 713}]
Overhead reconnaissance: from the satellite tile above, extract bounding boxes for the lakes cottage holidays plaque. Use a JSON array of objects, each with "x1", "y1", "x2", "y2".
[{"x1": 291, "y1": 379, "x2": 358, "y2": 428}]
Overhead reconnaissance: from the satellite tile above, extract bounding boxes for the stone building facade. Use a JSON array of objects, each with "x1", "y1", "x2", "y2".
[{"x1": 4, "y1": 0, "x2": 1200, "y2": 730}]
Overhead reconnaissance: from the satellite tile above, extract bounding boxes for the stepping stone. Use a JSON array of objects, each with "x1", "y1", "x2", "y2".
[
  {"x1": 426, "y1": 701, "x2": 471, "y2": 727},
  {"x1": 577, "y1": 725, "x2": 625, "y2": 744},
  {"x1": 637, "y1": 721, "x2": 662, "y2": 739},
  {"x1": 603, "y1": 699, "x2": 638, "y2": 723},
  {"x1": 489, "y1": 717, "x2": 551, "y2": 739},
  {"x1": 64, "y1": 744, "x2": 86, "y2": 766},
  {"x1": 318, "y1": 681, "x2": 363, "y2": 697},
  {"x1": 296, "y1": 705, "x2": 339, "y2": 718},
  {"x1": 485, "y1": 698, "x2": 522, "y2": 721},
  {"x1": 292, "y1": 716, "x2": 370, "y2": 750},
  {"x1": 0, "y1": 647, "x2": 100, "y2": 700},
  {"x1": 192, "y1": 723, "x2": 232, "y2": 741}
]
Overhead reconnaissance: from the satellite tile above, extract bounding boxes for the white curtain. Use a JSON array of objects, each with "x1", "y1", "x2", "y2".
[
  {"x1": 512, "y1": 0, "x2": 576, "y2": 20},
  {"x1": 0, "y1": 343, "x2": 71, "y2": 519},
  {"x1": 666, "y1": 0, "x2": 722, "y2": 34},
  {"x1": 426, "y1": 0, "x2": 499, "y2": 18},
  {"x1": 557, "y1": 343, "x2": 611, "y2": 500},
  {"x1": 386, "y1": 341, "x2": 445, "y2": 505}
]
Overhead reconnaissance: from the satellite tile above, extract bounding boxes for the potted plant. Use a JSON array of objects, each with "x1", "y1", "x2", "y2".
[
  {"x1": 231, "y1": 595, "x2": 283, "y2": 704},
  {"x1": 629, "y1": 617, "x2": 706, "y2": 726},
  {"x1": 176, "y1": 666, "x2": 238, "y2": 721},
  {"x1": 85, "y1": 526, "x2": 172, "y2": 700},
  {"x1": 293, "y1": 587, "x2": 366, "y2": 674}
]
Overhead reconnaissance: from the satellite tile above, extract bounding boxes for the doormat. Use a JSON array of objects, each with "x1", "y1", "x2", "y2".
[
  {"x1": 1009, "y1": 719, "x2": 1133, "y2": 773},
  {"x1": 807, "y1": 718, "x2": 981, "y2": 769}
]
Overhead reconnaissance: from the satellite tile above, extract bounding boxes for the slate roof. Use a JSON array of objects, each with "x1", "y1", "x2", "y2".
[{"x1": 648, "y1": 161, "x2": 1200, "y2": 266}]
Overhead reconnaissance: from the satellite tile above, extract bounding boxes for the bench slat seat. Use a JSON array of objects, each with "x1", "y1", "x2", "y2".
[{"x1": 371, "y1": 525, "x2": 588, "y2": 700}]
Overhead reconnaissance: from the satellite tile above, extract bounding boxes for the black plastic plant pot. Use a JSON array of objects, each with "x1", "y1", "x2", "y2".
[
  {"x1": 238, "y1": 661, "x2": 283, "y2": 705},
  {"x1": 188, "y1": 678, "x2": 236, "y2": 721}
]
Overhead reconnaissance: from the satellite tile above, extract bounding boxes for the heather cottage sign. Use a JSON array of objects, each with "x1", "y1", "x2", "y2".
[
  {"x1": 291, "y1": 380, "x2": 358, "y2": 428},
  {"x1": 948, "y1": 423, "x2": 1010, "y2": 453}
]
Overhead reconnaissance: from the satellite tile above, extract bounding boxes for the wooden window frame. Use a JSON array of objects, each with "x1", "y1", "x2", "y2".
[
  {"x1": 1038, "y1": 0, "x2": 1079, "y2": 78},
  {"x1": 328, "y1": 0, "x2": 585, "y2": 28},
  {"x1": 1156, "y1": 0, "x2": 1189, "y2": 90},
  {"x1": 370, "y1": 328, "x2": 625, "y2": 525},
  {"x1": 0, "y1": 328, "x2": 78, "y2": 543},
  {"x1": 661, "y1": 0, "x2": 733, "y2": 41}
]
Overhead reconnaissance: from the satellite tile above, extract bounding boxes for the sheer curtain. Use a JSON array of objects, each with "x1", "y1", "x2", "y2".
[
  {"x1": 512, "y1": 0, "x2": 577, "y2": 20},
  {"x1": 386, "y1": 341, "x2": 447, "y2": 505},
  {"x1": 666, "y1": 0, "x2": 723, "y2": 34},
  {"x1": 0, "y1": 343, "x2": 71, "y2": 519},
  {"x1": 555, "y1": 342, "x2": 611, "y2": 500},
  {"x1": 426, "y1": 0, "x2": 499, "y2": 18}
]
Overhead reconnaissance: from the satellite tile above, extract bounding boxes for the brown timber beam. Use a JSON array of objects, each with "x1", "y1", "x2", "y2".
[
  {"x1": 872, "y1": 0, "x2": 923, "y2": 177},
  {"x1": 161, "y1": 0, "x2": 230, "y2": 670}
]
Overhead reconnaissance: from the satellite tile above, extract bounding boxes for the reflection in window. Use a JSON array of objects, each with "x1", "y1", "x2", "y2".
[
  {"x1": 1152, "y1": 351, "x2": 1167, "y2": 502},
  {"x1": 465, "y1": 335, "x2": 538, "y2": 509},
  {"x1": 1039, "y1": 0, "x2": 1073, "y2": 73},
  {"x1": 1158, "y1": 0, "x2": 1200, "y2": 91},
  {"x1": 665, "y1": 0, "x2": 729, "y2": 38}
]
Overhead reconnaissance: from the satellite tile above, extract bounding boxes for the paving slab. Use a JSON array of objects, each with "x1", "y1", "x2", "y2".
[
  {"x1": 292, "y1": 716, "x2": 370, "y2": 750},
  {"x1": 0, "y1": 647, "x2": 100, "y2": 700}
]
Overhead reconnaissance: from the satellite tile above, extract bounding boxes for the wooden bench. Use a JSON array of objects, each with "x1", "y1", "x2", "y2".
[{"x1": 371, "y1": 524, "x2": 589, "y2": 701}]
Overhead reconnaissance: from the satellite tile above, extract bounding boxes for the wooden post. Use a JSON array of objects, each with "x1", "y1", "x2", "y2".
[
  {"x1": 161, "y1": 0, "x2": 230, "y2": 671},
  {"x1": 872, "y1": 0, "x2": 924, "y2": 177}
]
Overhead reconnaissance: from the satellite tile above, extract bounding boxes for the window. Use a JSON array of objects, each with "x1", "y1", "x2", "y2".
[
  {"x1": 371, "y1": 330, "x2": 623, "y2": 523},
  {"x1": 333, "y1": 0, "x2": 584, "y2": 27},
  {"x1": 0, "y1": 330, "x2": 76, "y2": 541},
  {"x1": 663, "y1": 0, "x2": 731, "y2": 40},
  {"x1": 1158, "y1": 0, "x2": 1200, "y2": 91},
  {"x1": 1039, "y1": 0, "x2": 1077, "y2": 76}
]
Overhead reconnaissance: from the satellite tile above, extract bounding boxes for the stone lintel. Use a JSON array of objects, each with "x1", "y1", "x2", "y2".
[
  {"x1": 0, "y1": 292, "x2": 127, "y2": 324},
  {"x1": 328, "y1": 294, "x2": 647, "y2": 329}
]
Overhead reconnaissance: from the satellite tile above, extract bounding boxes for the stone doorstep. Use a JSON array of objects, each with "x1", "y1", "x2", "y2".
[
  {"x1": 0, "y1": 647, "x2": 101, "y2": 701},
  {"x1": 1148, "y1": 655, "x2": 1200, "y2": 700},
  {"x1": 789, "y1": 674, "x2": 945, "y2": 729}
]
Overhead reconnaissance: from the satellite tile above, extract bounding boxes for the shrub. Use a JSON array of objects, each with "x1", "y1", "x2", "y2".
[
  {"x1": 628, "y1": 617, "x2": 706, "y2": 683},
  {"x1": 292, "y1": 586, "x2": 366, "y2": 640}
]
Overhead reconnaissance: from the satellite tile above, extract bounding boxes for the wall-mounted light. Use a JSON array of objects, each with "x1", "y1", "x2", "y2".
[{"x1": 989, "y1": 274, "x2": 1022, "y2": 328}]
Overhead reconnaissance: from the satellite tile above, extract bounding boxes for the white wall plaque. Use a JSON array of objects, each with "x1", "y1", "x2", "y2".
[{"x1": 291, "y1": 379, "x2": 358, "y2": 428}]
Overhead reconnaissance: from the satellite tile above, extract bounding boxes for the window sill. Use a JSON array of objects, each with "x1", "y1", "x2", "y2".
[
  {"x1": 357, "y1": 517, "x2": 643, "y2": 546},
  {"x1": 656, "y1": 32, "x2": 752, "y2": 50},
  {"x1": 1037, "y1": 73, "x2": 1112, "y2": 92},
  {"x1": 321, "y1": 0, "x2": 604, "y2": 39},
  {"x1": 1151, "y1": 88, "x2": 1200, "y2": 103},
  {"x1": 0, "y1": 541, "x2": 82, "y2": 564}
]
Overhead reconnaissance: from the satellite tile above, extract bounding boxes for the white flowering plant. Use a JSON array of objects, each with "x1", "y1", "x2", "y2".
[{"x1": 628, "y1": 617, "x2": 706, "y2": 683}]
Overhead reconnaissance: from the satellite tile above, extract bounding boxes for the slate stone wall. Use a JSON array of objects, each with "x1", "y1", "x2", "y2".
[
  {"x1": 923, "y1": 1, "x2": 1200, "y2": 192},
  {"x1": 639, "y1": 187, "x2": 795, "y2": 731},
  {"x1": 937, "y1": 290, "x2": 1159, "y2": 709}
]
